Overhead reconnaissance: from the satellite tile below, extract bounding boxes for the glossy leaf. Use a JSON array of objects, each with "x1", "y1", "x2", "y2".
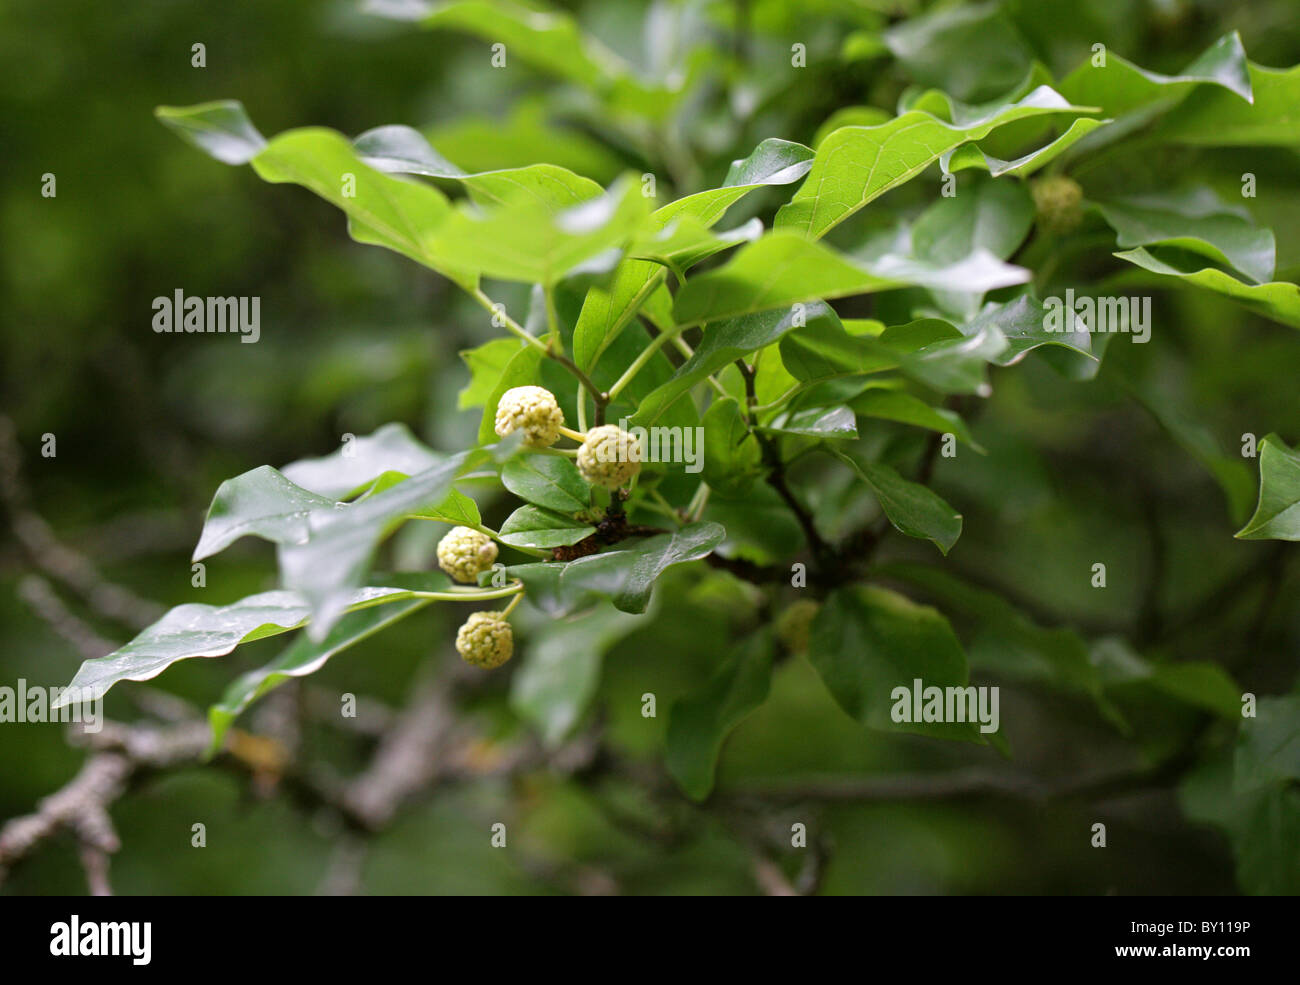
[
  {"x1": 425, "y1": 177, "x2": 650, "y2": 285},
  {"x1": 206, "y1": 575, "x2": 444, "y2": 752},
  {"x1": 1057, "y1": 31, "x2": 1252, "y2": 118},
  {"x1": 572, "y1": 137, "x2": 814, "y2": 373},
  {"x1": 1237, "y1": 434, "x2": 1300, "y2": 541},
  {"x1": 1114, "y1": 247, "x2": 1300, "y2": 329},
  {"x1": 1152, "y1": 62, "x2": 1300, "y2": 146},
  {"x1": 1097, "y1": 189, "x2": 1275, "y2": 284},
  {"x1": 278, "y1": 452, "x2": 476, "y2": 640},
  {"x1": 281, "y1": 423, "x2": 442, "y2": 500},
  {"x1": 56, "y1": 575, "x2": 452, "y2": 707},
  {"x1": 504, "y1": 522, "x2": 724, "y2": 617},
  {"x1": 156, "y1": 100, "x2": 266, "y2": 164},
  {"x1": 501, "y1": 453, "x2": 591, "y2": 512},
  {"x1": 499, "y1": 505, "x2": 595, "y2": 548},
  {"x1": 193, "y1": 466, "x2": 337, "y2": 562},
  {"x1": 701, "y1": 398, "x2": 764, "y2": 496},
  {"x1": 776, "y1": 86, "x2": 1097, "y2": 239},
  {"x1": 354, "y1": 124, "x2": 602, "y2": 211},
  {"x1": 633, "y1": 302, "x2": 839, "y2": 426},
  {"x1": 850, "y1": 389, "x2": 982, "y2": 449},
  {"x1": 834, "y1": 450, "x2": 962, "y2": 554},
  {"x1": 761, "y1": 405, "x2": 858, "y2": 440}
]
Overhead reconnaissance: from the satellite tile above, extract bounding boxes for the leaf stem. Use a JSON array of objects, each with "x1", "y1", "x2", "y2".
[
  {"x1": 470, "y1": 286, "x2": 607, "y2": 415},
  {"x1": 559, "y1": 425, "x2": 588, "y2": 442},
  {"x1": 686, "y1": 481, "x2": 711, "y2": 522},
  {"x1": 409, "y1": 582, "x2": 525, "y2": 603},
  {"x1": 670, "y1": 335, "x2": 728, "y2": 397},
  {"x1": 609, "y1": 324, "x2": 683, "y2": 399}
]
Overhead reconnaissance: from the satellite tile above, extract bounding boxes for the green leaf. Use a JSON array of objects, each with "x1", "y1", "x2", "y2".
[
  {"x1": 894, "y1": 323, "x2": 1009, "y2": 396},
  {"x1": 206, "y1": 574, "x2": 443, "y2": 753},
  {"x1": 250, "y1": 127, "x2": 473, "y2": 285},
  {"x1": 672, "y1": 233, "x2": 897, "y2": 325},
  {"x1": 1142, "y1": 663, "x2": 1244, "y2": 720},
  {"x1": 571, "y1": 137, "x2": 814, "y2": 373},
  {"x1": 968, "y1": 295, "x2": 1095, "y2": 369},
  {"x1": 674, "y1": 230, "x2": 1032, "y2": 327},
  {"x1": 943, "y1": 116, "x2": 1108, "y2": 177},
  {"x1": 501, "y1": 453, "x2": 591, "y2": 512},
  {"x1": 1097, "y1": 188, "x2": 1275, "y2": 284},
  {"x1": 878, "y1": 562, "x2": 1106, "y2": 704},
  {"x1": 193, "y1": 466, "x2": 337, "y2": 562},
  {"x1": 1237, "y1": 434, "x2": 1300, "y2": 540},
  {"x1": 373, "y1": 0, "x2": 661, "y2": 110},
  {"x1": 572, "y1": 259, "x2": 668, "y2": 373},
  {"x1": 414, "y1": 487, "x2": 482, "y2": 527},
  {"x1": 55, "y1": 575, "x2": 452, "y2": 708},
  {"x1": 354, "y1": 124, "x2": 604, "y2": 210},
  {"x1": 499, "y1": 505, "x2": 594, "y2": 549},
  {"x1": 761, "y1": 404, "x2": 858, "y2": 440},
  {"x1": 1181, "y1": 754, "x2": 1300, "y2": 895},
  {"x1": 850, "y1": 389, "x2": 982, "y2": 450},
  {"x1": 458, "y1": 337, "x2": 525, "y2": 410},
  {"x1": 813, "y1": 106, "x2": 892, "y2": 149},
  {"x1": 701, "y1": 398, "x2": 764, "y2": 496},
  {"x1": 905, "y1": 177, "x2": 1035, "y2": 317},
  {"x1": 477, "y1": 337, "x2": 547, "y2": 444},
  {"x1": 630, "y1": 216, "x2": 762, "y2": 274},
  {"x1": 278, "y1": 452, "x2": 476, "y2": 639},
  {"x1": 511, "y1": 606, "x2": 648, "y2": 746},
  {"x1": 778, "y1": 317, "x2": 899, "y2": 384},
  {"x1": 883, "y1": 2, "x2": 1033, "y2": 104},
  {"x1": 423, "y1": 100, "x2": 623, "y2": 181},
  {"x1": 281, "y1": 423, "x2": 442, "y2": 500},
  {"x1": 1057, "y1": 31, "x2": 1252, "y2": 118},
  {"x1": 776, "y1": 86, "x2": 1096, "y2": 239},
  {"x1": 1152, "y1": 62, "x2": 1300, "y2": 146},
  {"x1": 1092, "y1": 638, "x2": 1242, "y2": 719},
  {"x1": 808, "y1": 585, "x2": 980, "y2": 739},
  {"x1": 157, "y1": 102, "x2": 478, "y2": 285},
  {"x1": 834, "y1": 451, "x2": 962, "y2": 554},
  {"x1": 666, "y1": 632, "x2": 773, "y2": 801},
  {"x1": 912, "y1": 178, "x2": 1034, "y2": 267},
  {"x1": 155, "y1": 99, "x2": 267, "y2": 164},
  {"x1": 1114, "y1": 247, "x2": 1300, "y2": 329},
  {"x1": 1235, "y1": 696, "x2": 1300, "y2": 792},
  {"x1": 632, "y1": 302, "x2": 839, "y2": 426},
  {"x1": 425, "y1": 176, "x2": 649, "y2": 285},
  {"x1": 506, "y1": 522, "x2": 725, "y2": 616}
]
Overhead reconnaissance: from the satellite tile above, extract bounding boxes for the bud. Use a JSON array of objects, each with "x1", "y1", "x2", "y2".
[
  {"x1": 775, "y1": 599, "x2": 820, "y2": 654},
  {"x1": 455, "y1": 611, "x2": 514, "y2": 668},
  {"x1": 494, "y1": 386, "x2": 564, "y2": 447},
  {"x1": 577, "y1": 424, "x2": 642, "y2": 489},
  {"x1": 1031, "y1": 175, "x2": 1084, "y2": 235},
  {"x1": 436, "y1": 526, "x2": 498, "y2": 584}
]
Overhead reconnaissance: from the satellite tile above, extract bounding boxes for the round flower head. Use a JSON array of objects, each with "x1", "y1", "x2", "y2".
[
  {"x1": 436, "y1": 526, "x2": 498, "y2": 584},
  {"x1": 494, "y1": 385, "x2": 564, "y2": 447},
  {"x1": 1031, "y1": 175, "x2": 1084, "y2": 235},
  {"x1": 775, "y1": 599, "x2": 820, "y2": 655},
  {"x1": 455, "y1": 611, "x2": 514, "y2": 669},
  {"x1": 577, "y1": 424, "x2": 642, "y2": 489}
]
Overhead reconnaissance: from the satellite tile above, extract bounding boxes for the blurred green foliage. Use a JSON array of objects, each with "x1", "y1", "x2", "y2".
[{"x1": 2, "y1": 0, "x2": 1299, "y2": 895}]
